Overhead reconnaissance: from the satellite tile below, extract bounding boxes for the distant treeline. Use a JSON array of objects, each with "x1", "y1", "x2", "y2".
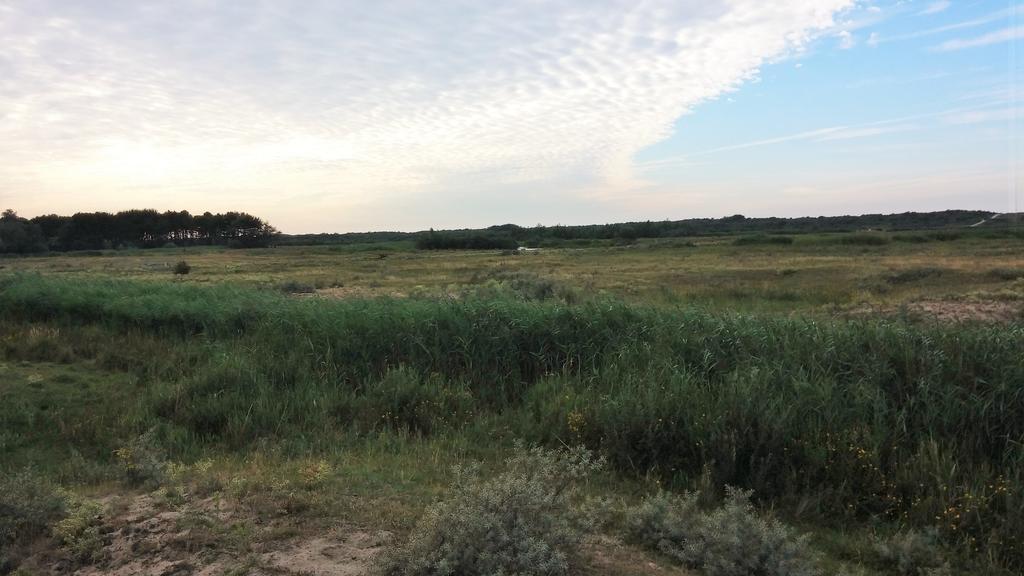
[
  {"x1": 0, "y1": 208, "x2": 1005, "y2": 254},
  {"x1": 0, "y1": 209, "x2": 277, "y2": 253},
  {"x1": 282, "y1": 210, "x2": 997, "y2": 250}
]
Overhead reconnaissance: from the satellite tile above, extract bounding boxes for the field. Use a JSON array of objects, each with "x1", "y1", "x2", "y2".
[{"x1": 2, "y1": 230, "x2": 1023, "y2": 575}]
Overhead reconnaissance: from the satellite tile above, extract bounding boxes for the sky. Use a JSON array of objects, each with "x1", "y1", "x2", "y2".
[{"x1": 0, "y1": 0, "x2": 1020, "y2": 233}]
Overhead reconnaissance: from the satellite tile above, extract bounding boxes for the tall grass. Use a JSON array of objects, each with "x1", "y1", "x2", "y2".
[{"x1": 1, "y1": 273, "x2": 1022, "y2": 570}]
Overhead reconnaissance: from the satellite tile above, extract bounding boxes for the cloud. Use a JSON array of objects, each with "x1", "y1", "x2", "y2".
[
  {"x1": 640, "y1": 101, "x2": 1012, "y2": 167},
  {"x1": 0, "y1": 1, "x2": 854, "y2": 231},
  {"x1": 874, "y1": 5, "x2": 1021, "y2": 44},
  {"x1": 933, "y1": 26, "x2": 1024, "y2": 51},
  {"x1": 942, "y1": 106, "x2": 1022, "y2": 125},
  {"x1": 919, "y1": 1, "x2": 951, "y2": 16},
  {"x1": 838, "y1": 30, "x2": 857, "y2": 49}
]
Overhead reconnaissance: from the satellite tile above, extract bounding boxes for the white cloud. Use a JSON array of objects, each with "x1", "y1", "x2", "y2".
[
  {"x1": 0, "y1": 0, "x2": 854, "y2": 231},
  {"x1": 919, "y1": 1, "x2": 951, "y2": 16},
  {"x1": 934, "y1": 26, "x2": 1024, "y2": 51},
  {"x1": 838, "y1": 30, "x2": 857, "y2": 49}
]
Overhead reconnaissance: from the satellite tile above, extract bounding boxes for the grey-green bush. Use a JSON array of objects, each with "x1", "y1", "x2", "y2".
[
  {"x1": 626, "y1": 488, "x2": 821, "y2": 576},
  {"x1": 874, "y1": 529, "x2": 951, "y2": 576},
  {"x1": 378, "y1": 446, "x2": 602, "y2": 576},
  {"x1": 0, "y1": 468, "x2": 68, "y2": 570}
]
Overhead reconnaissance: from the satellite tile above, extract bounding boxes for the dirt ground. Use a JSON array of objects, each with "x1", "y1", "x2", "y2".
[{"x1": 16, "y1": 493, "x2": 687, "y2": 576}]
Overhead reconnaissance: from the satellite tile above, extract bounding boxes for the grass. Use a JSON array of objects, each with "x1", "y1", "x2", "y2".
[
  {"x1": 1, "y1": 230, "x2": 1022, "y2": 311},
  {"x1": 0, "y1": 229, "x2": 1021, "y2": 574}
]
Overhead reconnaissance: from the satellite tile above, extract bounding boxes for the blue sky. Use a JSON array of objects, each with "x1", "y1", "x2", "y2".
[{"x1": 0, "y1": 0, "x2": 1020, "y2": 232}]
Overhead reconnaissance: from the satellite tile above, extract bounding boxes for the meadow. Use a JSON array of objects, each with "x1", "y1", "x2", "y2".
[{"x1": 1, "y1": 230, "x2": 1023, "y2": 575}]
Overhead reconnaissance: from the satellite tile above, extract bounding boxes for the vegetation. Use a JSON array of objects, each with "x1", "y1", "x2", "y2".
[
  {"x1": 278, "y1": 210, "x2": 994, "y2": 248},
  {"x1": 379, "y1": 446, "x2": 602, "y2": 576},
  {"x1": 0, "y1": 210, "x2": 47, "y2": 254},
  {"x1": 415, "y1": 229, "x2": 519, "y2": 250},
  {"x1": 0, "y1": 217, "x2": 1021, "y2": 574},
  {"x1": 0, "y1": 272, "x2": 1020, "y2": 573},
  {"x1": 3, "y1": 208, "x2": 279, "y2": 252},
  {"x1": 626, "y1": 488, "x2": 821, "y2": 576}
]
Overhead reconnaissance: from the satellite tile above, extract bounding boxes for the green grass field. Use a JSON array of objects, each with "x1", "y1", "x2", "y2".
[{"x1": 1, "y1": 232, "x2": 1022, "y2": 575}]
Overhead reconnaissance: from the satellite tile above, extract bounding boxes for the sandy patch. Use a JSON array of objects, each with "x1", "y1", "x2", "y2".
[{"x1": 846, "y1": 299, "x2": 1022, "y2": 324}]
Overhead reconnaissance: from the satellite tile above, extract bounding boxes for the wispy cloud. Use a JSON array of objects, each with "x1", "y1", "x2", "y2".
[
  {"x1": 919, "y1": 1, "x2": 952, "y2": 16},
  {"x1": 873, "y1": 5, "x2": 1021, "y2": 44},
  {"x1": 933, "y1": 26, "x2": 1024, "y2": 51},
  {"x1": 942, "y1": 106, "x2": 1022, "y2": 125},
  {"x1": 640, "y1": 101, "x2": 1012, "y2": 168}
]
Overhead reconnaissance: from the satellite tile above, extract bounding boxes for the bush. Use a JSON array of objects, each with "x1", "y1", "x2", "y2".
[
  {"x1": 874, "y1": 529, "x2": 951, "y2": 576},
  {"x1": 173, "y1": 260, "x2": 191, "y2": 275},
  {"x1": 378, "y1": 445, "x2": 602, "y2": 576},
  {"x1": 885, "y1": 267, "x2": 945, "y2": 285},
  {"x1": 114, "y1": 430, "x2": 167, "y2": 487},
  {"x1": 839, "y1": 232, "x2": 890, "y2": 246},
  {"x1": 0, "y1": 468, "x2": 68, "y2": 548},
  {"x1": 278, "y1": 280, "x2": 316, "y2": 294},
  {"x1": 624, "y1": 491, "x2": 702, "y2": 557},
  {"x1": 733, "y1": 235, "x2": 794, "y2": 246},
  {"x1": 626, "y1": 488, "x2": 821, "y2": 576},
  {"x1": 53, "y1": 499, "x2": 105, "y2": 564},
  {"x1": 988, "y1": 268, "x2": 1024, "y2": 281},
  {"x1": 464, "y1": 270, "x2": 578, "y2": 303}
]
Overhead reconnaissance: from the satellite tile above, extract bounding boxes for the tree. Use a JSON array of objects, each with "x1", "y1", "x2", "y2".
[{"x1": 0, "y1": 209, "x2": 47, "y2": 254}]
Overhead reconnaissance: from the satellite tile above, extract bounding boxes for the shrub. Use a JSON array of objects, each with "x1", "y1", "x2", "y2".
[
  {"x1": 114, "y1": 430, "x2": 167, "y2": 487},
  {"x1": 885, "y1": 267, "x2": 945, "y2": 285},
  {"x1": 840, "y1": 232, "x2": 890, "y2": 246},
  {"x1": 874, "y1": 529, "x2": 951, "y2": 576},
  {"x1": 624, "y1": 491, "x2": 702, "y2": 558},
  {"x1": 988, "y1": 268, "x2": 1024, "y2": 281},
  {"x1": 173, "y1": 260, "x2": 191, "y2": 275},
  {"x1": 0, "y1": 468, "x2": 68, "y2": 548},
  {"x1": 626, "y1": 488, "x2": 821, "y2": 576},
  {"x1": 464, "y1": 269, "x2": 578, "y2": 303},
  {"x1": 278, "y1": 280, "x2": 316, "y2": 294},
  {"x1": 733, "y1": 235, "x2": 794, "y2": 246},
  {"x1": 53, "y1": 499, "x2": 105, "y2": 564},
  {"x1": 378, "y1": 445, "x2": 603, "y2": 576}
]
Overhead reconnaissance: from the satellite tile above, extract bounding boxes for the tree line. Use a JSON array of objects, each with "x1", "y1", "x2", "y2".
[
  {"x1": 0, "y1": 209, "x2": 278, "y2": 253},
  {"x1": 281, "y1": 209, "x2": 995, "y2": 250}
]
